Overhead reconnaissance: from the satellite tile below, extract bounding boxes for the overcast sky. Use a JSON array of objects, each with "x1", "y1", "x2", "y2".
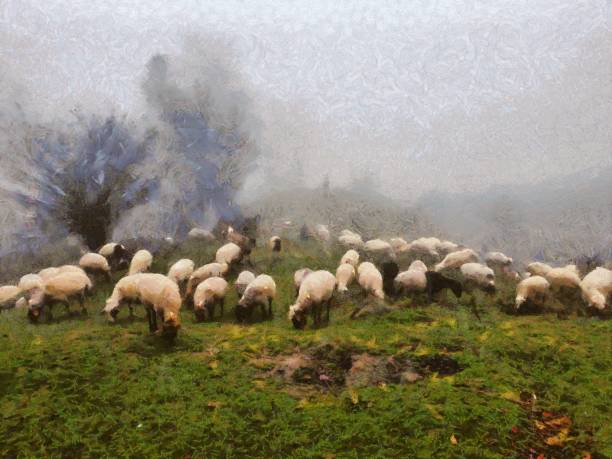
[{"x1": 1, "y1": 0, "x2": 611, "y2": 201}]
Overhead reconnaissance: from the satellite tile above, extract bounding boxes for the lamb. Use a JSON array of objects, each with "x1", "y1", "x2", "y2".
[
  {"x1": 188, "y1": 228, "x2": 215, "y2": 241},
  {"x1": 235, "y1": 270, "x2": 256, "y2": 296},
  {"x1": 434, "y1": 248, "x2": 479, "y2": 272},
  {"x1": 167, "y1": 259, "x2": 195, "y2": 294},
  {"x1": 28, "y1": 271, "x2": 92, "y2": 322},
  {"x1": 335, "y1": 263, "x2": 355, "y2": 293},
  {"x1": 357, "y1": 263, "x2": 385, "y2": 299},
  {"x1": 0, "y1": 286, "x2": 24, "y2": 311},
  {"x1": 129, "y1": 250, "x2": 153, "y2": 276},
  {"x1": 580, "y1": 267, "x2": 612, "y2": 310},
  {"x1": 424, "y1": 271, "x2": 463, "y2": 302},
  {"x1": 185, "y1": 262, "x2": 229, "y2": 300},
  {"x1": 364, "y1": 239, "x2": 395, "y2": 260},
  {"x1": 193, "y1": 277, "x2": 228, "y2": 321},
  {"x1": 485, "y1": 251, "x2": 513, "y2": 268},
  {"x1": 136, "y1": 273, "x2": 182, "y2": 338},
  {"x1": 103, "y1": 273, "x2": 144, "y2": 321},
  {"x1": 288, "y1": 270, "x2": 336, "y2": 329},
  {"x1": 98, "y1": 242, "x2": 129, "y2": 269},
  {"x1": 236, "y1": 274, "x2": 276, "y2": 322},
  {"x1": 18, "y1": 274, "x2": 44, "y2": 294},
  {"x1": 526, "y1": 262, "x2": 552, "y2": 277},
  {"x1": 293, "y1": 268, "x2": 312, "y2": 296},
  {"x1": 215, "y1": 242, "x2": 243, "y2": 267},
  {"x1": 315, "y1": 224, "x2": 331, "y2": 242},
  {"x1": 460, "y1": 263, "x2": 496, "y2": 294},
  {"x1": 515, "y1": 276, "x2": 550, "y2": 310},
  {"x1": 79, "y1": 252, "x2": 112, "y2": 281},
  {"x1": 545, "y1": 267, "x2": 581, "y2": 291},
  {"x1": 338, "y1": 230, "x2": 364, "y2": 249},
  {"x1": 340, "y1": 249, "x2": 360, "y2": 268},
  {"x1": 268, "y1": 236, "x2": 282, "y2": 252}
]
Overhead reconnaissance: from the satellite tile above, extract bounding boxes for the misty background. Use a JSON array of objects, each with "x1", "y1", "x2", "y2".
[{"x1": 0, "y1": 0, "x2": 610, "y2": 279}]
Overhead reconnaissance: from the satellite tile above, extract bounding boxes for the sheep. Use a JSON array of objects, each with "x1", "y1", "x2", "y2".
[
  {"x1": 434, "y1": 248, "x2": 479, "y2": 272},
  {"x1": 394, "y1": 269, "x2": 427, "y2": 295},
  {"x1": 193, "y1": 277, "x2": 228, "y2": 321},
  {"x1": 98, "y1": 242, "x2": 129, "y2": 269},
  {"x1": 357, "y1": 263, "x2": 385, "y2": 300},
  {"x1": 460, "y1": 263, "x2": 496, "y2": 294},
  {"x1": 288, "y1": 270, "x2": 336, "y2": 329},
  {"x1": 338, "y1": 230, "x2": 364, "y2": 249},
  {"x1": 136, "y1": 274, "x2": 182, "y2": 338},
  {"x1": 340, "y1": 249, "x2": 360, "y2": 267},
  {"x1": 57, "y1": 265, "x2": 87, "y2": 275},
  {"x1": 408, "y1": 260, "x2": 428, "y2": 272},
  {"x1": 389, "y1": 237, "x2": 410, "y2": 253},
  {"x1": 485, "y1": 251, "x2": 513, "y2": 268},
  {"x1": 408, "y1": 237, "x2": 441, "y2": 258},
  {"x1": 28, "y1": 271, "x2": 92, "y2": 322},
  {"x1": 103, "y1": 273, "x2": 144, "y2": 322},
  {"x1": 545, "y1": 267, "x2": 581, "y2": 291},
  {"x1": 515, "y1": 276, "x2": 551, "y2": 310},
  {"x1": 38, "y1": 267, "x2": 60, "y2": 281},
  {"x1": 79, "y1": 252, "x2": 112, "y2": 281},
  {"x1": 526, "y1": 262, "x2": 552, "y2": 277},
  {"x1": 438, "y1": 240, "x2": 460, "y2": 256},
  {"x1": 235, "y1": 270, "x2": 256, "y2": 296},
  {"x1": 268, "y1": 236, "x2": 282, "y2": 252},
  {"x1": 424, "y1": 271, "x2": 463, "y2": 303},
  {"x1": 335, "y1": 263, "x2": 355, "y2": 293},
  {"x1": 580, "y1": 267, "x2": 612, "y2": 310},
  {"x1": 167, "y1": 259, "x2": 195, "y2": 295},
  {"x1": 381, "y1": 261, "x2": 400, "y2": 297},
  {"x1": 364, "y1": 239, "x2": 395, "y2": 260},
  {"x1": 215, "y1": 242, "x2": 243, "y2": 267},
  {"x1": 18, "y1": 274, "x2": 44, "y2": 295},
  {"x1": 236, "y1": 274, "x2": 276, "y2": 322},
  {"x1": 315, "y1": 224, "x2": 331, "y2": 242},
  {"x1": 188, "y1": 228, "x2": 215, "y2": 241},
  {"x1": 226, "y1": 226, "x2": 256, "y2": 255},
  {"x1": 129, "y1": 250, "x2": 153, "y2": 276},
  {"x1": 0, "y1": 286, "x2": 24, "y2": 311},
  {"x1": 185, "y1": 262, "x2": 229, "y2": 301},
  {"x1": 293, "y1": 268, "x2": 312, "y2": 296}
]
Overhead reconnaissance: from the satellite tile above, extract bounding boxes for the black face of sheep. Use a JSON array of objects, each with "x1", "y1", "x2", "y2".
[
  {"x1": 292, "y1": 312, "x2": 307, "y2": 330},
  {"x1": 426, "y1": 271, "x2": 463, "y2": 301},
  {"x1": 27, "y1": 307, "x2": 42, "y2": 323},
  {"x1": 483, "y1": 284, "x2": 496, "y2": 295},
  {"x1": 194, "y1": 306, "x2": 208, "y2": 322},
  {"x1": 272, "y1": 239, "x2": 281, "y2": 252},
  {"x1": 381, "y1": 261, "x2": 400, "y2": 296}
]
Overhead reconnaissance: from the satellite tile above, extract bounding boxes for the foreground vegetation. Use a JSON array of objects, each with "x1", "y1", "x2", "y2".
[{"x1": 0, "y1": 241, "x2": 610, "y2": 458}]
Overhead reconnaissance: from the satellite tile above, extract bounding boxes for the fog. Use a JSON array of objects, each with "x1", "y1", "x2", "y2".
[{"x1": 0, "y1": 0, "x2": 610, "y2": 276}]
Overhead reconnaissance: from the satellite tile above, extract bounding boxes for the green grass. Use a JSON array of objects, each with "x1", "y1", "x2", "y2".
[{"x1": 0, "y1": 241, "x2": 610, "y2": 458}]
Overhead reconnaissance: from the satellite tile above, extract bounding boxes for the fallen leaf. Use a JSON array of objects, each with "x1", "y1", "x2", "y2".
[
  {"x1": 478, "y1": 331, "x2": 490, "y2": 342},
  {"x1": 546, "y1": 416, "x2": 571, "y2": 428},
  {"x1": 511, "y1": 425, "x2": 519, "y2": 434},
  {"x1": 253, "y1": 380, "x2": 266, "y2": 389},
  {"x1": 206, "y1": 401, "x2": 221, "y2": 409},
  {"x1": 542, "y1": 411, "x2": 553, "y2": 418},
  {"x1": 450, "y1": 434, "x2": 458, "y2": 445},
  {"x1": 209, "y1": 360, "x2": 218, "y2": 370},
  {"x1": 500, "y1": 390, "x2": 521, "y2": 403},
  {"x1": 297, "y1": 399, "x2": 310, "y2": 409},
  {"x1": 545, "y1": 428, "x2": 570, "y2": 446},
  {"x1": 349, "y1": 388, "x2": 359, "y2": 405},
  {"x1": 534, "y1": 420, "x2": 546, "y2": 430},
  {"x1": 425, "y1": 404, "x2": 443, "y2": 420},
  {"x1": 378, "y1": 383, "x2": 389, "y2": 392},
  {"x1": 536, "y1": 455, "x2": 545, "y2": 459},
  {"x1": 582, "y1": 452, "x2": 591, "y2": 459}
]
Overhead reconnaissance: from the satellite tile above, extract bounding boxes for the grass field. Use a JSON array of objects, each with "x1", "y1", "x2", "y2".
[{"x1": 0, "y1": 240, "x2": 610, "y2": 458}]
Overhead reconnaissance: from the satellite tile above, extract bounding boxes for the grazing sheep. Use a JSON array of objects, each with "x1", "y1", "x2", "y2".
[
  {"x1": 408, "y1": 260, "x2": 428, "y2": 272},
  {"x1": 186, "y1": 263, "x2": 229, "y2": 300},
  {"x1": 79, "y1": 253, "x2": 112, "y2": 281},
  {"x1": 338, "y1": 230, "x2": 364, "y2": 249},
  {"x1": 526, "y1": 262, "x2": 552, "y2": 277},
  {"x1": 563, "y1": 264, "x2": 581, "y2": 278},
  {"x1": 515, "y1": 276, "x2": 550, "y2": 310},
  {"x1": 288, "y1": 270, "x2": 336, "y2": 329},
  {"x1": 340, "y1": 249, "x2": 360, "y2": 268},
  {"x1": 57, "y1": 265, "x2": 87, "y2": 275},
  {"x1": 580, "y1": 267, "x2": 612, "y2": 310},
  {"x1": 226, "y1": 226, "x2": 256, "y2": 254},
  {"x1": 438, "y1": 240, "x2": 460, "y2": 256},
  {"x1": 136, "y1": 274, "x2": 182, "y2": 338},
  {"x1": 129, "y1": 250, "x2": 153, "y2": 276},
  {"x1": 18, "y1": 274, "x2": 44, "y2": 294},
  {"x1": 235, "y1": 270, "x2": 256, "y2": 296},
  {"x1": 460, "y1": 263, "x2": 496, "y2": 294},
  {"x1": 545, "y1": 267, "x2": 581, "y2": 291},
  {"x1": 408, "y1": 237, "x2": 441, "y2": 258},
  {"x1": 364, "y1": 239, "x2": 395, "y2": 260},
  {"x1": 98, "y1": 242, "x2": 129, "y2": 268},
  {"x1": 389, "y1": 237, "x2": 410, "y2": 253},
  {"x1": 38, "y1": 267, "x2": 60, "y2": 281},
  {"x1": 188, "y1": 228, "x2": 215, "y2": 241},
  {"x1": 215, "y1": 242, "x2": 243, "y2": 267},
  {"x1": 268, "y1": 236, "x2": 282, "y2": 252},
  {"x1": 236, "y1": 274, "x2": 276, "y2": 322},
  {"x1": 357, "y1": 263, "x2": 385, "y2": 300},
  {"x1": 335, "y1": 263, "x2": 355, "y2": 293},
  {"x1": 0, "y1": 286, "x2": 24, "y2": 311},
  {"x1": 485, "y1": 251, "x2": 513, "y2": 268},
  {"x1": 381, "y1": 261, "x2": 400, "y2": 297},
  {"x1": 28, "y1": 272, "x2": 92, "y2": 322},
  {"x1": 424, "y1": 271, "x2": 463, "y2": 302},
  {"x1": 394, "y1": 269, "x2": 427, "y2": 295},
  {"x1": 293, "y1": 268, "x2": 313, "y2": 296},
  {"x1": 315, "y1": 224, "x2": 331, "y2": 242},
  {"x1": 167, "y1": 259, "x2": 195, "y2": 295},
  {"x1": 193, "y1": 277, "x2": 228, "y2": 321},
  {"x1": 103, "y1": 273, "x2": 144, "y2": 322},
  {"x1": 434, "y1": 248, "x2": 479, "y2": 272}
]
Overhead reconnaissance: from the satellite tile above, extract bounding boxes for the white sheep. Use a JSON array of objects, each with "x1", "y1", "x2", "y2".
[
  {"x1": 340, "y1": 249, "x2": 360, "y2": 267},
  {"x1": 58, "y1": 265, "x2": 87, "y2": 275},
  {"x1": 268, "y1": 236, "x2": 282, "y2": 252},
  {"x1": 188, "y1": 228, "x2": 215, "y2": 241},
  {"x1": 335, "y1": 263, "x2": 355, "y2": 293},
  {"x1": 103, "y1": 273, "x2": 145, "y2": 321},
  {"x1": 389, "y1": 237, "x2": 410, "y2": 253},
  {"x1": 193, "y1": 277, "x2": 228, "y2": 321},
  {"x1": 18, "y1": 274, "x2": 44, "y2": 294},
  {"x1": 338, "y1": 230, "x2": 364, "y2": 249},
  {"x1": 526, "y1": 262, "x2": 552, "y2": 277},
  {"x1": 515, "y1": 276, "x2": 550, "y2": 310},
  {"x1": 28, "y1": 271, "x2": 92, "y2": 321},
  {"x1": 394, "y1": 269, "x2": 427, "y2": 295},
  {"x1": 315, "y1": 224, "x2": 331, "y2": 242},
  {"x1": 129, "y1": 250, "x2": 153, "y2": 276},
  {"x1": 236, "y1": 274, "x2": 276, "y2": 322},
  {"x1": 136, "y1": 273, "x2": 182, "y2": 338},
  {"x1": 98, "y1": 242, "x2": 129, "y2": 268},
  {"x1": 38, "y1": 267, "x2": 60, "y2": 281},
  {"x1": 215, "y1": 242, "x2": 243, "y2": 266},
  {"x1": 460, "y1": 263, "x2": 496, "y2": 293},
  {"x1": 408, "y1": 260, "x2": 428, "y2": 272},
  {"x1": 408, "y1": 237, "x2": 441, "y2": 258},
  {"x1": 235, "y1": 270, "x2": 256, "y2": 296},
  {"x1": 0, "y1": 286, "x2": 24, "y2": 311},
  {"x1": 357, "y1": 263, "x2": 385, "y2": 299},
  {"x1": 437, "y1": 240, "x2": 460, "y2": 256},
  {"x1": 580, "y1": 267, "x2": 612, "y2": 310},
  {"x1": 545, "y1": 267, "x2": 581, "y2": 291},
  {"x1": 167, "y1": 259, "x2": 195, "y2": 294},
  {"x1": 186, "y1": 262, "x2": 229, "y2": 299},
  {"x1": 434, "y1": 248, "x2": 479, "y2": 272},
  {"x1": 485, "y1": 251, "x2": 513, "y2": 268},
  {"x1": 364, "y1": 239, "x2": 395, "y2": 259},
  {"x1": 288, "y1": 270, "x2": 336, "y2": 329},
  {"x1": 79, "y1": 252, "x2": 112, "y2": 281},
  {"x1": 293, "y1": 268, "x2": 313, "y2": 295}
]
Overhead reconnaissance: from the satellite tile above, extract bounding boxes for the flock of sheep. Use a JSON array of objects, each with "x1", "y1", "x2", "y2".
[{"x1": 0, "y1": 222, "x2": 610, "y2": 340}]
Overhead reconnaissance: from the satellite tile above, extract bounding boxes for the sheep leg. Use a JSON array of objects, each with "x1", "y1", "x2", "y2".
[
  {"x1": 61, "y1": 300, "x2": 71, "y2": 316},
  {"x1": 219, "y1": 298, "x2": 224, "y2": 320},
  {"x1": 46, "y1": 301, "x2": 53, "y2": 322},
  {"x1": 259, "y1": 303, "x2": 266, "y2": 320},
  {"x1": 326, "y1": 299, "x2": 331, "y2": 323},
  {"x1": 128, "y1": 302, "x2": 134, "y2": 318},
  {"x1": 267, "y1": 298, "x2": 273, "y2": 319},
  {"x1": 79, "y1": 293, "x2": 87, "y2": 315}
]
